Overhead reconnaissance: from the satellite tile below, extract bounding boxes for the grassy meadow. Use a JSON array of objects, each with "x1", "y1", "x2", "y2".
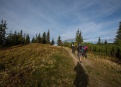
[{"x1": 0, "y1": 44, "x2": 75, "y2": 87}]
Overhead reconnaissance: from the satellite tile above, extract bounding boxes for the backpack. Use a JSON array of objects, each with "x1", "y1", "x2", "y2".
[{"x1": 84, "y1": 46, "x2": 88, "y2": 51}]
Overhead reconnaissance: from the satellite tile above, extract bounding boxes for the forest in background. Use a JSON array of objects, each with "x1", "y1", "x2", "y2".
[
  {"x1": 0, "y1": 19, "x2": 121, "y2": 59},
  {"x1": 0, "y1": 20, "x2": 55, "y2": 47}
]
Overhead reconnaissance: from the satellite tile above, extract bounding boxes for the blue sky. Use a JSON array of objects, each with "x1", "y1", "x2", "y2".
[{"x1": 0, "y1": 0, "x2": 121, "y2": 43}]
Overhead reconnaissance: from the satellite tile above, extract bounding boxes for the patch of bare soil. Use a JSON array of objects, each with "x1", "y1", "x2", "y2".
[
  {"x1": 64, "y1": 47, "x2": 92, "y2": 67},
  {"x1": 64, "y1": 47, "x2": 89, "y2": 87}
]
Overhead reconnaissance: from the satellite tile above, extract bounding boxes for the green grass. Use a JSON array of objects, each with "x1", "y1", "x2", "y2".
[{"x1": 0, "y1": 44, "x2": 75, "y2": 87}]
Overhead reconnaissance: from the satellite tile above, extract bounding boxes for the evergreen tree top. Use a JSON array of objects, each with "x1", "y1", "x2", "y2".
[{"x1": 114, "y1": 21, "x2": 121, "y2": 45}]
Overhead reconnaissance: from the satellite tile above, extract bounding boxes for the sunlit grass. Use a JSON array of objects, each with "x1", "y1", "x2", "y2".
[
  {"x1": 1, "y1": 44, "x2": 121, "y2": 87},
  {"x1": 0, "y1": 43, "x2": 75, "y2": 87}
]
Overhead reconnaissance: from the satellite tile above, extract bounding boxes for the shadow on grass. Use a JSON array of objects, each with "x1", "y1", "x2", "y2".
[{"x1": 73, "y1": 62, "x2": 89, "y2": 87}]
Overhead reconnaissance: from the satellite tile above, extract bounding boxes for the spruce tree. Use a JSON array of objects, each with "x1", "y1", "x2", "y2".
[
  {"x1": 42, "y1": 32, "x2": 47, "y2": 44},
  {"x1": 57, "y1": 35, "x2": 62, "y2": 46},
  {"x1": 47, "y1": 30, "x2": 50, "y2": 44},
  {"x1": 79, "y1": 30, "x2": 83, "y2": 43},
  {"x1": 13, "y1": 31, "x2": 17, "y2": 45},
  {"x1": 97, "y1": 36, "x2": 101, "y2": 45},
  {"x1": 115, "y1": 22, "x2": 121, "y2": 45},
  {"x1": 76, "y1": 29, "x2": 79, "y2": 43},
  {"x1": 25, "y1": 34, "x2": 30, "y2": 44},
  {"x1": 0, "y1": 20, "x2": 7, "y2": 46},
  {"x1": 6, "y1": 31, "x2": 12, "y2": 46},
  {"x1": 35, "y1": 34, "x2": 38, "y2": 43},
  {"x1": 104, "y1": 39, "x2": 107, "y2": 44},
  {"x1": 75, "y1": 29, "x2": 83, "y2": 43},
  {"x1": 51, "y1": 38, "x2": 55, "y2": 45},
  {"x1": 31, "y1": 37, "x2": 35, "y2": 43},
  {"x1": 37, "y1": 33, "x2": 41, "y2": 43},
  {"x1": 20, "y1": 30, "x2": 25, "y2": 44}
]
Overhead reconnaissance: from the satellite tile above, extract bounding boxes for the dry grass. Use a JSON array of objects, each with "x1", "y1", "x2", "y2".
[
  {"x1": 0, "y1": 43, "x2": 75, "y2": 87},
  {"x1": 83, "y1": 53, "x2": 121, "y2": 87},
  {"x1": 1, "y1": 44, "x2": 121, "y2": 87},
  {"x1": 64, "y1": 47, "x2": 121, "y2": 87}
]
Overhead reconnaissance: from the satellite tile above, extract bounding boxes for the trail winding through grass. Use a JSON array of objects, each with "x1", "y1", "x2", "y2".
[{"x1": 64, "y1": 47, "x2": 121, "y2": 87}]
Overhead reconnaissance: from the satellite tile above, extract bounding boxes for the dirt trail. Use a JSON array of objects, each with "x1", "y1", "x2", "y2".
[
  {"x1": 64, "y1": 47, "x2": 90, "y2": 87},
  {"x1": 64, "y1": 47, "x2": 78, "y2": 65},
  {"x1": 64, "y1": 47, "x2": 92, "y2": 67},
  {"x1": 64, "y1": 47, "x2": 121, "y2": 87},
  {"x1": 64, "y1": 47, "x2": 104, "y2": 87}
]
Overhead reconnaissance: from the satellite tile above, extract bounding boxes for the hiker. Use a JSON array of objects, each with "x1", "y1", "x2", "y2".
[
  {"x1": 77, "y1": 43, "x2": 83, "y2": 62},
  {"x1": 83, "y1": 45, "x2": 88, "y2": 58},
  {"x1": 71, "y1": 42, "x2": 75, "y2": 53},
  {"x1": 82, "y1": 46, "x2": 85, "y2": 57}
]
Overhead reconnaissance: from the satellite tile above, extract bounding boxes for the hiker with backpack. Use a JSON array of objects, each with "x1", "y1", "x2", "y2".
[
  {"x1": 83, "y1": 45, "x2": 88, "y2": 58},
  {"x1": 77, "y1": 43, "x2": 83, "y2": 62}
]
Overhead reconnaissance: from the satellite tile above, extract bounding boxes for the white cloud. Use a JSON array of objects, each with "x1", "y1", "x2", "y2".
[{"x1": 0, "y1": 0, "x2": 121, "y2": 43}]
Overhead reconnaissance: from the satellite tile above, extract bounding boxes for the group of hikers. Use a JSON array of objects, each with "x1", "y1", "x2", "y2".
[{"x1": 71, "y1": 42, "x2": 88, "y2": 62}]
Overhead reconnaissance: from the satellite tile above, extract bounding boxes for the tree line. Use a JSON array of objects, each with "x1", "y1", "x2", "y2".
[
  {"x1": 1, "y1": 19, "x2": 121, "y2": 59},
  {"x1": 31, "y1": 30, "x2": 54, "y2": 45},
  {"x1": 0, "y1": 19, "x2": 83, "y2": 47},
  {"x1": 5, "y1": 30, "x2": 30, "y2": 46},
  {"x1": 0, "y1": 20, "x2": 55, "y2": 47}
]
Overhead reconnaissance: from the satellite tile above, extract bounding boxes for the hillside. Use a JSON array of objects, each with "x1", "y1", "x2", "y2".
[
  {"x1": 0, "y1": 44, "x2": 121, "y2": 87},
  {"x1": 0, "y1": 44, "x2": 75, "y2": 87}
]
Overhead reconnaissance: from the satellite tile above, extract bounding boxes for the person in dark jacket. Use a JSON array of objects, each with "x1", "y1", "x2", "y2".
[{"x1": 77, "y1": 43, "x2": 83, "y2": 62}]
